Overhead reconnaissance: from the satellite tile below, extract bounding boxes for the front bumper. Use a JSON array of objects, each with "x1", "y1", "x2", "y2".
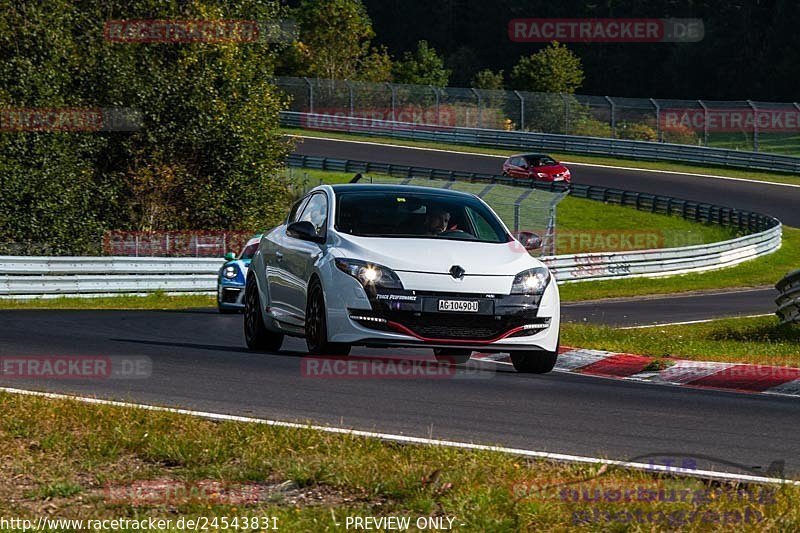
[
  {"x1": 217, "y1": 281, "x2": 246, "y2": 309},
  {"x1": 324, "y1": 269, "x2": 560, "y2": 352}
]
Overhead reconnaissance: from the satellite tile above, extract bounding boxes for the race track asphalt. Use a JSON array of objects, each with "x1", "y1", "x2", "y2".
[{"x1": 1, "y1": 309, "x2": 798, "y2": 478}]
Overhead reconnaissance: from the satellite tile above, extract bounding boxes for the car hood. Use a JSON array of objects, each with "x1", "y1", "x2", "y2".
[{"x1": 331, "y1": 233, "x2": 541, "y2": 276}]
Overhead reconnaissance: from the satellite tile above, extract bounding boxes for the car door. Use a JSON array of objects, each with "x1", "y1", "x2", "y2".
[
  {"x1": 282, "y1": 191, "x2": 329, "y2": 321},
  {"x1": 509, "y1": 157, "x2": 527, "y2": 178},
  {"x1": 264, "y1": 196, "x2": 309, "y2": 323}
]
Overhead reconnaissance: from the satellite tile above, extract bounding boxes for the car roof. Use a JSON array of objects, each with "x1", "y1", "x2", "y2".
[
  {"x1": 330, "y1": 183, "x2": 478, "y2": 199},
  {"x1": 509, "y1": 153, "x2": 552, "y2": 159}
]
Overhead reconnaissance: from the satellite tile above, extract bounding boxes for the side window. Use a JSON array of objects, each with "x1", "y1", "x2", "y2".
[
  {"x1": 287, "y1": 197, "x2": 309, "y2": 224},
  {"x1": 297, "y1": 193, "x2": 328, "y2": 237},
  {"x1": 466, "y1": 206, "x2": 502, "y2": 242}
]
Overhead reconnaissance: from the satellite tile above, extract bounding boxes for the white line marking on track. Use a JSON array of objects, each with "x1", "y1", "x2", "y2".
[
  {"x1": 2, "y1": 386, "x2": 797, "y2": 485},
  {"x1": 618, "y1": 314, "x2": 773, "y2": 329},
  {"x1": 288, "y1": 134, "x2": 800, "y2": 189}
]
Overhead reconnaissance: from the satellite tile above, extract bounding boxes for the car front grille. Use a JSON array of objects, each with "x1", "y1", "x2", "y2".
[{"x1": 350, "y1": 310, "x2": 548, "y2": 341}]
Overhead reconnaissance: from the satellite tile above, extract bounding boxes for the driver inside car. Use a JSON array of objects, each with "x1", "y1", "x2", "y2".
[{"x1": 424, "y1": 208, "x2": 451, "y2": 235}]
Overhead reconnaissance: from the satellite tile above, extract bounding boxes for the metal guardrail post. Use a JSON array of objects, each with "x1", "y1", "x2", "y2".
[
  {"x1": 650, "y1": 98, "x2": 661, "y2": 142},
  {"x1": 560, "y1": 93, "x2": 569, "y2": 134},
  {"x1": 747, "y1": 100, "x2": 759, "y2": 152},
  {"x1": 388, "y1": 83, "x2": 397, "y2": 122},
  {"x1": 431, "y1": 85, "x2": 440, "y2": 125},
  {"x1": 303, "y1": 77, "x2": 314, "y2": 114},
  {"x1": 471, "y1": 88, "x2": 482, "y2": 129},
  {"x1": 514, "y1": 90, "x2": 524, "y2": 130},
  {"x1": 605, "y1": 96, "x2": 616, "y2": 138},
  {"x1": 344, "y1": 80, "x2": 354, "y2": 116},
  {"x1": 698, "y1": 100, "x2": 709, "y2": 146}
]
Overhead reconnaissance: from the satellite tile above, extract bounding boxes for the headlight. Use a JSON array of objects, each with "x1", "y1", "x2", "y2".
[
  {"x1": 223, "y1": 265, "x2": 238, "y2": 279},
  {"x1": 335, "y1": 258, "x2": 404, "y2": 290},
  {"x1": 511, "y1": 267, "x2": 550, "y2": 295},
  {"x1": 536, "y1": 172, "x2": 549, "y2": 178}
]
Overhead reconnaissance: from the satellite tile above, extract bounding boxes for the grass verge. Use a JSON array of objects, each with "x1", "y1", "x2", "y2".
[
  {"x1": 283, "y1": 127, "x2": 800, "y2": 187},
  {"x1": 562, "y1": 315, "x2": 800, "y2": 367},
  {"x1": 0, "y1": 293, "x2": 215, "y2": 310},
  {"x1": 1, "y1": 391, "x2": 798, "y2": 530}
]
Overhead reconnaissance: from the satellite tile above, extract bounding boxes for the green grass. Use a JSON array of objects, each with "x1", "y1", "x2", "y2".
[
  {"x1": 284, "y1": 127, "x2": 800, "y2": 187},
  {"x1": 0, "y1": 292, "x2": 215, "y2": 310},
  {"x1": 2, "y1": 391, "x2": 798, "y2": 530},
  {"x1": 559, "y1": 226, "x2": 799, "y2": 302},
  {"x1": 562, "y1": 315, "x2": 800, "y2": 367}
]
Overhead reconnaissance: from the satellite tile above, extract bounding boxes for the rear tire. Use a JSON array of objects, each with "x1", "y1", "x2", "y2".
[
  {"x1": 244, "y1": 277, "x2": 284, "y2": 351},
  {"x1": 510, "y1": 347, "x2": 558, "y2": 374},
  {"x1": 433, "y1": 348, "x2": 472, "y2": 365},
  {"x1": 306, "y1": 279, "x2": 351, "y2": 355}
]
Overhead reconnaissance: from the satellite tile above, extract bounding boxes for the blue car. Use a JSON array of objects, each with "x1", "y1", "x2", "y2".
[{"x1": 217, "y1": 235, "x2": 262, "y2": 313}]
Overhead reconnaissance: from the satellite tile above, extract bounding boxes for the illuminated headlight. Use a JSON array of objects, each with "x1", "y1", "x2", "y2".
[
  {"x1": 335, "y1": 258, "x2": 404, "y2": 289},
  {"x1": 223, "y1": 265, "x2": 238, "y2": 279},
  {"x1": 511, "y1": 267, "x2": 551, "y2": 295},
  {"x1": 536, "y1": 172, "x2": 549, "y2": 178}
]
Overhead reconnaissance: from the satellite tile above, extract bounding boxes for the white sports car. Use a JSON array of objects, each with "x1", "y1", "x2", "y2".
[{"x1": 244, "y1": 183, "x2": 560, "y2": 373}]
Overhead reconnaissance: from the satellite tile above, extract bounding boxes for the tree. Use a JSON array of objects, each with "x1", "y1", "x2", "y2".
[
  {"x1": 295, "y1": 0, "x2": 377, "y2": 80},
  {"x1": 393, "y1": 41, "x2": 450, "y2": 86},
  {"x1": 471, "y1": 69, "x2": 504, "y2": 90},
  {"x1": 358, "y1": 46, "x2": 394, "y2": 82},
  {"x1": 510, "y1": 42, "x2": 584, "y2": 94},
  {"x1": 0, "y1": 0, "x2": 292, "y2": 254}
]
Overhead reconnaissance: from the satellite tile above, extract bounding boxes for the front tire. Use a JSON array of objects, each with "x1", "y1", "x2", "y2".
[
  {"x1": 306, "y1": 279, "x2": 351, "y2": 355},
  {"x1": 433, "y1": 348, "x2": 471, "y2": 365},
  {"x1": 510, "y1": 347, "x2": 558, "y2": 374},
  {"x1": 244, "y1": 277, "x2": 284, "y2": 351}
]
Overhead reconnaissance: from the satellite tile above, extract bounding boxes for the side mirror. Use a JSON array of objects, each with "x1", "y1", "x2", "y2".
[
  {"x1": 224, "y1": 252, "x2": 236, "y2": 261},
  {"x1": 287, "y1": 220, "x2": 325, "y2": 243},
  {"x1": 515, "y1": 231, "x2": 542, "y2": 251}
]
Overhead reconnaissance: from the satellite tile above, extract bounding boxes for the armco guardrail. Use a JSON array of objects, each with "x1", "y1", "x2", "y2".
[
  {"x1": 776, "y1": 270, "x2": 800, "y2": 325},
  {"x1": 282, "y1": 111, "x2": 800, "y2": 174},
  {"x1": 0, "y1": 256, "x2": 220, "y2": 297}
]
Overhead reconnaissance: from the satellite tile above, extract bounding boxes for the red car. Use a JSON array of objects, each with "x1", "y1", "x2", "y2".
[{"x1": 502, "y1": 153, "x2": 571, "y2": 183}]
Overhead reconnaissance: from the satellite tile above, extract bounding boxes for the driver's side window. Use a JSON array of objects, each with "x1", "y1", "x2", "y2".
[{"x1": 297, "y1": 193, "x2": 328, "y2": 238}]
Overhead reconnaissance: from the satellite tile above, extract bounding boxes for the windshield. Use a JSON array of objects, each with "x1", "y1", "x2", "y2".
[
  {"x1": 526, "y1": 156, "x2": 557, "y2": 167},
  {"x1": 334, "y1": 190, "x2": 511, "y2": 243},
  {"x1": 239, "y1": 242, "x2": 259, "y2": 260}
]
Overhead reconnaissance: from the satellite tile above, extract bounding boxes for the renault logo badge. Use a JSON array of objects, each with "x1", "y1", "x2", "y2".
[{"x1": 449, "y1": 265, "x2": 465, "y2": 279}]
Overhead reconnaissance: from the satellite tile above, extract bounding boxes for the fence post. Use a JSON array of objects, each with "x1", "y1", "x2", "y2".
[
  {"x1": 430, "y1": 85, "x2": 440, "y2": 125},
  {"x1": 388, "y1": 83, "x2": 396, "y2": 122},
  {"x1": 698, "y1": 100, "x2": 709, "y2": 146},
  {"x1": 560, "y1": 93, "x2": 570, "y2": 134},
  {"x1": 514, "y1": 90, "x2": 524, "y2": 130},
  {"x1": 605, "y1": 96, "x2": 616, "y2": 138},
  {"x1": 747, "y1": 100, "x2": 759, "y2": 151},
  {"x1": 344, "y1": 79, "x2": 354, "y2": 116},
  {"x1": 471, "y1": 88, "x2": 482, "y2": 128},
  {"x1": 303, "y1": 77, "x2": 314, "y2": 114},
  {"x1": 513, "y1": 203, "x2": 520, "y2": 233},
  {"x1": 650, "y1": 98, "x2": 661, "y2": 142}
]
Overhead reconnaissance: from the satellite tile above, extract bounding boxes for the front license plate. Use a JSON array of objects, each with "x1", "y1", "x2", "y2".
[{"x1": 438, "y1": 299, "x2": 480, "y2": 312}]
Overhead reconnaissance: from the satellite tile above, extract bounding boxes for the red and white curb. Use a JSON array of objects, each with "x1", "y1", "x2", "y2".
[{"x1": 473, "y1": 348, "x2": 800, "y2": 398}]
